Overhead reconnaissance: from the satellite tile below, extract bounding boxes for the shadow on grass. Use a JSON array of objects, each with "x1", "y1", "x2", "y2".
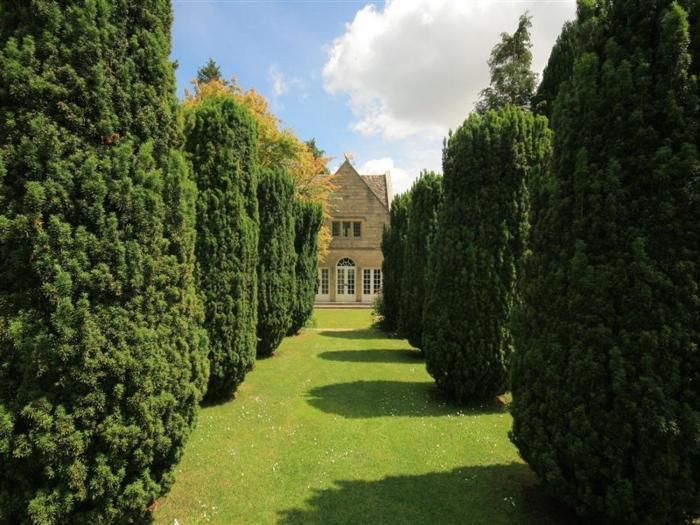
[
  {"x1": 277, "y1": 463, "x2": 584, "y2": 525},
  {"x1": 318, "y1": 348, "x2": 423, "y2": 364},
  {"x1": 317, "y1": 329, "x2": 392, "y2": 340},
  {"x1": 306, "y1": 380, "x2": 503, "y2": 418}
]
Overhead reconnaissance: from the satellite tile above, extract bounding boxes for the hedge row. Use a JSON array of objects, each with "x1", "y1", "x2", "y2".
[
  {"x1": 380, "y1": 2, "x2": 700, "y2": 523},
  {"x1": 511, "y1": 1, "x2": 700, "y2": 523},
  {"x1": 0, "y1": 3, "x2": 323, "y2": 523},
  {"x1": 0, "y1": 3, "x2": 208, "y2": 523}
]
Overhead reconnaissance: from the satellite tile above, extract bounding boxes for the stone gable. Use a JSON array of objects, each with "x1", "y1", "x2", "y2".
[{"x1": 317, "y1": 159, "x2": 392, "y2": 303}]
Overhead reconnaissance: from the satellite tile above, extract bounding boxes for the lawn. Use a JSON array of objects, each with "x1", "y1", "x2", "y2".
[{"x1": 153, "y1": 308, "x2": 581, "y2": 525}]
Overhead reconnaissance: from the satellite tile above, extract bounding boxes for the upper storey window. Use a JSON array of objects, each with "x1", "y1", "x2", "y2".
[{"x1": 332, "y1": 221, "x2": 362, "y2": 238}]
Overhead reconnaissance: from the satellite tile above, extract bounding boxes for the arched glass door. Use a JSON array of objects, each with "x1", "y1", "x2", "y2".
[{"x1": 336, "y1": 257, "x2": 356, "y2": 302}]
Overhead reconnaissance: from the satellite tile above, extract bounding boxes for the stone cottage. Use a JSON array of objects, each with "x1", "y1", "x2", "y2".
[{"x1": 316, "y1": 159, "x2": 392, "y2": 304}]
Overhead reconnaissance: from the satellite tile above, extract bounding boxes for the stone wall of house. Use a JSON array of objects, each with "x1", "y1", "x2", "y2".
[{"x1": 317, "y1": 160, "x2": 390, "y2": 303}]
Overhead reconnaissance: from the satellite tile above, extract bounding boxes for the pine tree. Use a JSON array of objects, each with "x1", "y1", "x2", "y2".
[
  {"x1": 0, "y1": 3, "x2": 208, "y2": 523},
  {"x1": 378, "y1": 192, "x2": 411, "y2": 332},
  {"x1": 423, "y1": 108, "x2": 551, "y2": 403},
  {"x1": 289, "y1": 200, "x2": 323, "y2": 335},
  {"x1": 184, "y1": 93, "x2": 259, "y2": 402},
  {"x1": 398, "y1": 172, "x2": 443, "y2": 350},
  {"x1": 197, "y1": 58, "x2": 224, "y2": 84},
  {"x1": 257, "y1": 168, "x2": 296, "y2": 357},
  {"x1": 511, "y1": 1, "x2": 700, "y2": 522},
  {"x1": 476, "y1": 13, "x2": 538, "y2": 114}
]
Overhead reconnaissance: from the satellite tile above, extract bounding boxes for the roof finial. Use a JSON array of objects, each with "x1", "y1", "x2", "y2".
[{"x1": 343, "y1": 152, "x2": 354, "y2": 162}]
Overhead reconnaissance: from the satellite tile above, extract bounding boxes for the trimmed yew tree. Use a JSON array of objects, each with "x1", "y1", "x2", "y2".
[
  {"x1": 532, "y1": 3, "x2": 603, "y2": 118},
  {"x1": 378, "y1": 192, "x2": 411, "y2": 332},
  {"x1": 289, "y1": 199, "x2": 323, "y2": 335},
  {"x1": 398, "y1": 172, "x2": 443, "y2": 350},
  {"x1": 511, "y1": 1, "x2": 700, "y2": 523},
  {"x1": 184, "y1": 94, "x2": 259, "y2": 401},
  {"x1": 0, "y1": 3, "x2": 208, "y2": 523},
  {"x1": 257, "y1": 168, "x2": 296, "y2": 357},
  {"x1": 423, "y1": 108, "x2": 551, "y2": 403}
]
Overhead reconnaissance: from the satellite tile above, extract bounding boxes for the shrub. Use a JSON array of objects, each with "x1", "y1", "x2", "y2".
[
  {"x1": 289, "y1": 199, "x2": 323, "y2": 335},
  {"x1": 0, "y1": 3, "x2": 208, "y2": 522},
  {"x1": 511, "y1": 2, "x2": 700, "y2": 522},
  {"x1": 184, "y1": 94, "x2": 259, "y2": 401},
  {"x1": 257, "y1": 168, "x2": 296, "y2": 357},
  {"x1": 398, "y1": 171, "x2": 443, "y2": 350},
  {"x1": 378, "y1": 192, "x2": 411, "y2": 332},
  {"x1": 423, "y1": 107, "x2": 551, "y2": 403}
]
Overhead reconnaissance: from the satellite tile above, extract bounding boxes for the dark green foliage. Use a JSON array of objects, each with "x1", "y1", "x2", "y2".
[
  {"x1": 423, "y1": 108, "x2": 551, "y2": 403},
  {"x1": 257, "y1": 168, "x2": 296, "y2": 357},
  {"x1": 184, "y1": 94, "x2": 259, "y2": 401},
  {"x1": 476, "y1": 13, "x2": 538, "y2": 114},
  {"x1": 532, "y1": 3, "x2": 605, "y2": 118},
  {"x1": 398, "y1": 172, "x2": 443, "y2": 350},
  {"x1": 304, "y1": 139, "x2": 330, "y2": 174},
  {"x1": 378, "y1": 192, "x2": 411, "y2": 332},
  {"x1": 511, "y1": 1, "x2": 700, "y2": 523},
  {"x1": 531, "y1": 21, "x2": 578, "y2": 118},
  {"x1": 289, "y1": 200, "x2": 323, "y2": 335},
  {"x1": 197, "y1": 58, "x2": 223, "y2": 84},
  {"x1": 0, "y1": 2, "x2": 208, "y2": 523}
]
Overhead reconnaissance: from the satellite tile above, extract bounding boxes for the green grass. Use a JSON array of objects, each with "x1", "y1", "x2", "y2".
[{"x1": 153, "y1": 308, "x2": 581, "y2": 525}]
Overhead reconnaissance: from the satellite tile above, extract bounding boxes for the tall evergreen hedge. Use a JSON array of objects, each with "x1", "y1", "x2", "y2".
[
  {"x1": 531, "y1": 3, "x2": 603, "y2": 118},
  {"x1": 184, "y1": 94, "x2": 259, "y2": 401},
  {"x1": 378, "y1": 192, "x2": 410, "y2": 332},
  {"x1": 511, "y1": 1, "x2": 700, "y2": 522},
  {"x1": 0, "y1": 3, "x2": 208, "y2": 523},
  {"x1": 257, "y1": 168, "x2": 296, "y2": 357},
  {"x1": 423, "y1": 107, "x2": 551, "y2": 403},
  {"x1": 289, "y1": 199, "x2": 323, "y2": 335},
  {"x1": 398, "y1": 172, "x2": 443, "y2": 350}
]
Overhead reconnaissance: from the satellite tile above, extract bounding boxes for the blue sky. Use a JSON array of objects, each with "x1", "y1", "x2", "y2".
[{"x1": 172, "y1": 0, "x2": 577, "y2": 194}]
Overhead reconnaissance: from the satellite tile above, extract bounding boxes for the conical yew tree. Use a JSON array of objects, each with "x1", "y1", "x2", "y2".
[
  {"x1": 398, "y1": 171, "x2": 443, "y2": 350},
  {"x1": 257, "y1": 167, "x2": 296, "y2": 357},
  {"x1": 379, "y1": 192, "x2": 411, "y2": 332},
  {"x1": 423, "y1": 108, "x2": 551, "y2": 403},
  {"x1": 511, "y1": 1, "x2": 700, "y2": 522},
  {"x1": 0, "y1": 2, "x2": 208, "y2": 523},
  {"x1": 184, "y1": 92, "x2": 259, "y2": 401},
  {"x1": 289, "y1": 199, "x2": 323, "y2": 335}
]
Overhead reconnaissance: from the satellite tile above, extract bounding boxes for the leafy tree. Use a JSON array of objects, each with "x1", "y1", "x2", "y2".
[
  {"x1": 184, "y1": 93, "x2": 259, "y2": 401},
  {"x1": 378, "y1": 192, "x2": 411, "y2": 332},
  {"x1": 476, "y1": 13, "x2": 538, "y2": 114},
  {"x1": 423, "y1": 108, "x2": 551, "y2": 403},
  {"x1": 398, "y1": 172, "x2": 443, "y2": 350},
  {"x1": 257, "y1": 168, "x2": 296, "y2": 357},
  {"x1": 197, "y1": 58, "x2": 224, "y2": 84},
  {"x1": 0, "y1": 2, "x2": 208, "y2": 523},
  {"x1": 289, "y1": 199, "x2": 324, "y2": 335},
  {"x1": 511, "y1": 1, "x2": 700, "y2": 522}
]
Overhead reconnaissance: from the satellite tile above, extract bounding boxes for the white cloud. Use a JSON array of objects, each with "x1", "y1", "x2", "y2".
[
  {"x1": 269, "y1": 64, "x2": 308, "y2": 102},
  {"x1": 323, "y1": 0, "x2": 576, "y2": 140},
  {"x1": 269, "y1": 64, "x2": 288, "y2": 97}
]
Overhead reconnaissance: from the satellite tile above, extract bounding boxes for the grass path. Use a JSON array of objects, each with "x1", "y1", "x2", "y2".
[{"x1": 153, "y1": 309, "x2": 580, "y2": 524}]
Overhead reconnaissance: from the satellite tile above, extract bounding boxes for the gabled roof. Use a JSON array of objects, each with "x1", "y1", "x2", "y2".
[
  {"x1": 334, "y1": 159, "x2": 392, "y2": 210},
  {"x1": 360, "y1": 174, "x2": 389, "y2": 208}
]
